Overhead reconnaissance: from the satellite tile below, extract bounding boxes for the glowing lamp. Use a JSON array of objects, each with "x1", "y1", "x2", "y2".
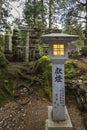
[
  {"x1": 53, "y1": 43, "x2": 65, "y2": 56},
  {"x1": 42, "y1": 33, "x2": 79, "y2": 64}
]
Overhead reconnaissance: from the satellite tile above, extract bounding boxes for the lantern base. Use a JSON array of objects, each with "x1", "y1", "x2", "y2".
[{"x1": 45, "y1": 106, "x2": 73, "y2": 130}]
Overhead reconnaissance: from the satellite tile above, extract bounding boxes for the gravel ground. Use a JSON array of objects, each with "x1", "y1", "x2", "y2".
[{"x1": 0, "y1": 101, "x2": 27, "y2": 130}]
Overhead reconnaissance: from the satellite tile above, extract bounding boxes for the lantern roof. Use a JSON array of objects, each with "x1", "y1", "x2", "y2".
[{"x1": 41, "y1": 33, "x2": 79, "y2": 43}]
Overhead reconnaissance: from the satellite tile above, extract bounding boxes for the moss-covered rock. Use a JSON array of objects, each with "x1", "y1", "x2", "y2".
[{"x1": 34, "y1": 55, "x2": 51, "y2": 74}]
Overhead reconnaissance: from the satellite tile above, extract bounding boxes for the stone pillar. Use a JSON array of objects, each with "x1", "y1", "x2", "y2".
[
  {"x1": 25, "y1": 30, "x2": 29, "y2": 62},
  {"x1": 8, "y1": 36, "x2": 12, "y2": 52},
  {"x1": 5, "y1": 35, "x2": 12, "y2": 52},
  {"x1": 52, "y1": 64, "x2": 65, "y2": 121},
  {"x1": 41, "y1": 33, "x2": 79, "y2": 130}
]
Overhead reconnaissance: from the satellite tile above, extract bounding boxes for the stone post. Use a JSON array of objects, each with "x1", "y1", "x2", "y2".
[
  {"x1": 8, "y1": 36, "x2": 12, "y2": 52},
  {"x1": 25, "y1": 30, "x2": 29, "y2": 62},
  {"x1": 52, "y1": 64, "x2": 65, "y2": 121},
  {"x1": 41, "y1": 33, "x2": 79, "y2": 130},
  {"x1": 5, "y1": 35, "x2": 12, "y2": 52}
]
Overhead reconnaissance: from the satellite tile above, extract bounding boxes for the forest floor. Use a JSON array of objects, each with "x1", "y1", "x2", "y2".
[{"x1": 0, "y1": 88, "x2": 85, "y2": 130}]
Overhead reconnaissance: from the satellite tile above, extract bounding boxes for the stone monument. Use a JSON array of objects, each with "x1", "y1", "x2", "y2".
[{"x1": 41, "y1": 33, "x2": 79, "y2": 130}]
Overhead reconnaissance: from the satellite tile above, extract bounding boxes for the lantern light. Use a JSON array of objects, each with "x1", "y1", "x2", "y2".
[
  {"x1": 42, "y1": 33, "x2": 79, "y2": 64},
  {"x1": 53, "y1": 43, "x2": 65, "y2": 56}
]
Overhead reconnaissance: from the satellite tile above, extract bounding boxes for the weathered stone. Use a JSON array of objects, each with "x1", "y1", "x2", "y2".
[
  {"x1": 52, "y1": 64, "x2": 65, "y2": 121},
  {"x1": 3, "y1": 122, "x2": 7, "y2": 127},
  {"x1": 78, "y1": 80, "x2": 82, "y2": 84},
  {"x1": 84, "y1": 81, "x2": 87, "y2": 84},
  {"x1": 0, "y1": 127, "x2": 2, "y2": 130},
  {"x1": 46, "y1": 106, "x2": 73, "y2": 130},
  {"x1": 42, "y1": 33, "x2": 78, "y2": 129},
  {"x1": 0, "y1": 120, "x2": 3, "y2": 125},
  {"x1": 7, "y1": 125, "x2": 10, "y2": 129},
  {"x1": 12, "y1": 118, "x2": 16, "y2": 122},
  {"x1": 9, "y1": 114, "x2": 12, "y2": 118}
]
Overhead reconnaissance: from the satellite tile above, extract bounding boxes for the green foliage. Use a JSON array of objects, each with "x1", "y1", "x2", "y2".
[
  {"x1": 35, "y1": 55, "x2": 52, "y2": 99},
  {"x1": 0, "y1": 52, "x2": 8, "y2": 68},
  {"x1": 65, "y1": 58, "x2": 87, "y2": 129},
  {"x1": 0, "y1": 34, "x2": 5, "y2": 52},
  {"x1": 65, "y1": 60, "x2": 76, "y2": 70},
  {"x1": 81, "y1": 47, "x2": 87, "y2": 56},
  {"x1": 43, "y1": 63, "x2": 52, "y2": 87},
  {"x1": 12, "y1": 28, "x2": 21, "y2": 61},
  {"x1": 0, "y1": 90, "x2": 12, "y2": 106},
  {"x1": 0, "y1": 0, "x2": 12, "y2": 32},
  {"x1": 76, "y1": 33, "x2": 85, "y2": 48},
  {"x1": 69, "y1": 51, "x2": 79, "y2": 59},
  {"x1": 65, "y1": 60, "x2": 79, "y2": 93},
  {"x1": 0, "y1": 68, "x2": 14, "y2": 106},
  {"x1": 43, "y1": 62, "x2": 52, "y2": 99},
  {"x1": 58, "y1": 0, "x2": 87, "y2": 45},
  {"x1": 59, "y1": 0, "x2": 86, "y2": 27},
  {"x1": 12, "y1": 29, "x2": 21, "y2": 46},
  {"x1": 0, "y1": 33, "x2": 11, "y2": 64},
  {"x1": 23, "y1": 0, "x2": 46, "y2": 28},
  {"x1": 20, "y1": 30, "x2": 27, "y2": 46},
  {"x1": 35, "y1": 55, "x2": 51, "y2": 74},
  {"x1": 63, "y1": 25, "x2": 85, "y2": 49}
]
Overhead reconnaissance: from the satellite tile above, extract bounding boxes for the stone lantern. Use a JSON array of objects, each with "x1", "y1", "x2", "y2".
[{"x1": 41, "y1": 33, "x2": 79, "y2": 130}]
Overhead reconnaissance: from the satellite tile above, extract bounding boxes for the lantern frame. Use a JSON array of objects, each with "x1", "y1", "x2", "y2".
[{"x1": 42, "y1": 33, "x2": 79, "y2": 63}]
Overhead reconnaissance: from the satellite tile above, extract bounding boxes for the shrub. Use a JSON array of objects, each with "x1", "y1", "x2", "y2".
[
  {"x1": 81, "y1": 47, "x2": 87, "y2": 56},
  {"x1": 35, "y1": 56, "x2": 52, "y2": 99},
  {"x1": 0, "y1": 52, "x2": 8, "y2": 68},
  {"x1": 35, "y1": 55, "x2": 51, "y2": 74}
]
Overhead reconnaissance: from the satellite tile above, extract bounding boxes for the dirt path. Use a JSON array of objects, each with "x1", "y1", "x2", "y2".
[
  {"x1": 0, "y1": 93, "x2": 85, "y2": 130},
  {"x1": 67, "y1": 100, "x2": 85, "y2": 130},
  {"x1": 25, "y1": 98, "x2": 51, "y2": 130},
  {"x1": 24, "y1": 95, "x2": 85, "y2": 130}
]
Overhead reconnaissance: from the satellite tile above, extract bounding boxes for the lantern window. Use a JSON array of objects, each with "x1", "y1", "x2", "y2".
[{"x1": 53, "y1": 44, "x2": 65, "y2": 56}]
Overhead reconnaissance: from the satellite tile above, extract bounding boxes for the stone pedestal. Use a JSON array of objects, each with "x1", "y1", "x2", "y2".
[{"x1": 45, "y1": 106, "x2": 73, "y2": 130}]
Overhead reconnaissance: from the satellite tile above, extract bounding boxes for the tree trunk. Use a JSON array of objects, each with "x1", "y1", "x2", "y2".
[
  {"x1": 0, "y1": 0, "x2": 3, "y2": 25},
  {"x1": 49, "y1": 0, "x2": 52, "y2": 29},
  {"x1": 33, "y1": 0, "x2": 37, "y2": 25},
  {"x1": 41, "y1": 0, "x2": 45, "y2": 25},
  {"x1": 0, "y1": 1, "x2": 8, "y2": 67},
  {"x1": 85, "y1": 0, "x2": 87, "y2": 46}
]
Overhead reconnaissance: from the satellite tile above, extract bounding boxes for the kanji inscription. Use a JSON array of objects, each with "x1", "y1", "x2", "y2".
[
  {"x1": 55, "y1": 67, "x2": 63, "y2": 82},
  {"x1": 53, "y1": 64, "x2": 65, "y2": 120}
]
